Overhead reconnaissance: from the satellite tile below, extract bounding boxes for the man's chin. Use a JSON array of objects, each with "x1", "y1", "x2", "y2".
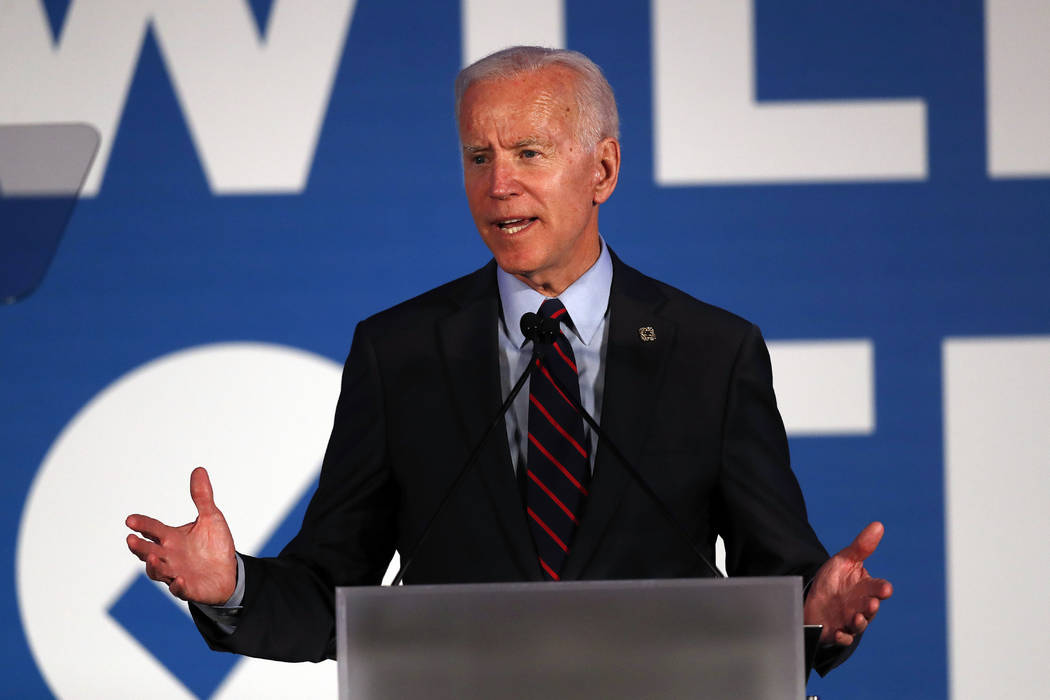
[
  {"x1": 490, "y1": 252, "x2": 541, "y2": 280},
  {"x1": 489, "y1": 257, "x2": 547, "y2": 291}
]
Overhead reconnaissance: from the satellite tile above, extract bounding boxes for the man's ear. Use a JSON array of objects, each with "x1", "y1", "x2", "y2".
[{"x1": 592, "y1": 137, "x2": 621, "y2": 206}]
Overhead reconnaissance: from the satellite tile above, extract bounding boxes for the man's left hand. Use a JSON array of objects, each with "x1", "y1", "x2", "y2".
[{"x1": 803, "y1": 521, "x2": 893, "y2": 646}]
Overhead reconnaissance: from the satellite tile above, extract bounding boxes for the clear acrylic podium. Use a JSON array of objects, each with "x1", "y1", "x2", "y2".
[{"x1": 336, "y1": 577, "x2": 804, "y2": 699}]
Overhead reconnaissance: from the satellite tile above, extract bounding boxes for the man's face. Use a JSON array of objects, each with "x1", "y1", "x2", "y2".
[{"x1": 458, "y1": 67, "x2": 618, "y2": 295}]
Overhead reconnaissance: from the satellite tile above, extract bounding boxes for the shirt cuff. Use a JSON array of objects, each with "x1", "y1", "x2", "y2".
[{"x1": 189, "y1": 554, "x2": 245, "y2": 635}]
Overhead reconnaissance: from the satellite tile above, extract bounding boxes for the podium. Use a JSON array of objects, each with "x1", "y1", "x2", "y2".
[{"x1": 336, "y1": 577, "x2": 804, "y2": 699}]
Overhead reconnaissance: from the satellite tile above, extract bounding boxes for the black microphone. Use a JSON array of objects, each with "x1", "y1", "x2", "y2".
[
  {"x1": 390, "y1": 313, "x2": 550, "y2": 585},
  {"x1": 519, "y1": 311, "x2": 559, "y2": 345}
]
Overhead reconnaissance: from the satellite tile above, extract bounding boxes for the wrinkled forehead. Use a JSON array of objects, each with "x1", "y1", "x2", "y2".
[{"x1": 458, "y1": 66, "x2": 582, "y2": 143}]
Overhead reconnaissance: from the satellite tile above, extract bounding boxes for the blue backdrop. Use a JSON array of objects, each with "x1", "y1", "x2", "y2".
[{"x1": 3, "y1": 1, "x2": 1048, "y2": 698}]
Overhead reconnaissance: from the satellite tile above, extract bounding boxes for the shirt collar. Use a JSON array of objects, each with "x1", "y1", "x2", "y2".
[{"x1": 497, "y1": 237, "x2": 613, "y2": 348}]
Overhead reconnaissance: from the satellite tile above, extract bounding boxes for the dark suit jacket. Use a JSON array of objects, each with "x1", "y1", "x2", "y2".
[{"x1": 193, "y1": 254, "x2": 831, "y2": 665}]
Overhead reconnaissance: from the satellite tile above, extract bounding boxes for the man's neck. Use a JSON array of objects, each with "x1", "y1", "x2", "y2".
[
  {"x1": 497, "y1": 237, "x2": 612, "y2": 349},
  {"x1": 510, "y1": 239, "x2": 602, "y2": 297}
]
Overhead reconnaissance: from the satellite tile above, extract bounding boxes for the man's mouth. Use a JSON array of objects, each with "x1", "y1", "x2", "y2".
[{"x1": 496, "y1": 217, "x2": 538, "y2": 234}]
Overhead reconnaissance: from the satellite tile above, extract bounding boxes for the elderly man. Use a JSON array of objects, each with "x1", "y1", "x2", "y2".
[{"x1": 126, "y1": 46, "x2": 891, "y2": 670}]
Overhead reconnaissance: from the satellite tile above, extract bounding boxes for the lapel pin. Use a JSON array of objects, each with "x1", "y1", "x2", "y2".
[{"x1": 638, "y1": 326, "x2": 656, "y2": 342}]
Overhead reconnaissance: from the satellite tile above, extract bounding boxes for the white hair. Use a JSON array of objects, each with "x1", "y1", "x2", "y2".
[{"x1": 454, "y1": 46, "x2": 620, "y2": 148}]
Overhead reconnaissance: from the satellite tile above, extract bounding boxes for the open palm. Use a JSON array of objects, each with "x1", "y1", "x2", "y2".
[
  {"x1": 126, "y1": 467, "x2": 237, "y2": 605},
  {"x1": 804, "y1": 521, "x2": 893, "y2": 646}
]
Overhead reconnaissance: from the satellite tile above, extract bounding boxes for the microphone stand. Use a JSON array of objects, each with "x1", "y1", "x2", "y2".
[
  {"x1": 391, "y1": 311, "x2": 722, "y2": 583},
  {"x1": 540, "y1": 359, "x2": 725, "y2": 579},
  {"x1": 390, "y1": 342, "x2": 542, "y2": 586}
]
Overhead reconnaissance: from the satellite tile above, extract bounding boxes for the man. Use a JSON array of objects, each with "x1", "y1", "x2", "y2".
[{"x1": 126, "y1": 46, "x2": 891, "y2": 670}]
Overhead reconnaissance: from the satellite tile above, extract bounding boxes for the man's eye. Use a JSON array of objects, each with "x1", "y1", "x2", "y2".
[
  {"x1": 521, "y1": 150, "x2": 538, "y2": 159},
  {"x1": 470, "y1": 155, "x2": 487, "y2": 165}
]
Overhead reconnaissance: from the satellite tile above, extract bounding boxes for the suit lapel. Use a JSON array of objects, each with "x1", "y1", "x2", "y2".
[
  {"x1": 438, "y1": 264, "x2": 543, "y2": 581},
  {"x1": 561, "y1": 257, "x2": 675, "y2": 580}
]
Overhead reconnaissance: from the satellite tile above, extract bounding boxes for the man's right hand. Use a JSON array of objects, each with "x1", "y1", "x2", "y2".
[{"x1": 126, "y1": 466, "x2": 237, "y2": 605}]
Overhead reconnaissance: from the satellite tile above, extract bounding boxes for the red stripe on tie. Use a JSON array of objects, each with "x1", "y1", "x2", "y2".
[
  {"x1": 539, "y1": 557, "x2": 560, "y2": 580},
  {"x1": 550, "y1": 307, "x2": 567, "y2": 319},
  {"x1": 529, "y1": 394, "x2": 588, "y2": 459},
  {"x1": 552, "y1": 338, "x2": 578, "y2": 373},
  {"x1": 527, "y1": 470, "x2": 578, "y2": 523},
  {"x1": 528, "y1": 507, "x2": 568, "y2": 552},
  {"x1": 539, "y1": 362, "x2": 578, "y2": 413},
  {"x1": 528, "y1": 433, "x2": 589, "y2": 495}
]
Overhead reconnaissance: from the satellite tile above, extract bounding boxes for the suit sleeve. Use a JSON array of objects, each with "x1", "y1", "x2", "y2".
[
  {"x1": 717, "y1": 323, "x2": 827, "y2": 578},
  {"x1": 192, "y1": 321, "x2": 399, "y2": 662},
  {"x1": 715, "y1": 324, "x2": 857, "y2": 675}
]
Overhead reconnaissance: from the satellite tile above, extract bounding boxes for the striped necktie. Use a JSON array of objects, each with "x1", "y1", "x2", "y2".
[{"x1": 525, "y1": 298, "x2": 590, "y2": 581}]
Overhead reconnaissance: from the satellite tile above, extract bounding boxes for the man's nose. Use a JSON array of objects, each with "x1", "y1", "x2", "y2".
[{"x1": 488, "y1": 159, "x2": 520, "y2": 199}]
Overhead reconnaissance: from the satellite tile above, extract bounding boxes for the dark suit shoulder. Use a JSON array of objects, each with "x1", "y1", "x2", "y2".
[
  {"x1": 612, "y1": 256, "x2": 757, "y2": 342},
  {"x1": 355, "y1": 260, "x2": 497, "y2": 341}
]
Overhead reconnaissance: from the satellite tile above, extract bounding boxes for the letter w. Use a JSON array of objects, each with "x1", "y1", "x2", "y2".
[{"x1": 0, "y1": 0, "x2": 357, "y2": 195}]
